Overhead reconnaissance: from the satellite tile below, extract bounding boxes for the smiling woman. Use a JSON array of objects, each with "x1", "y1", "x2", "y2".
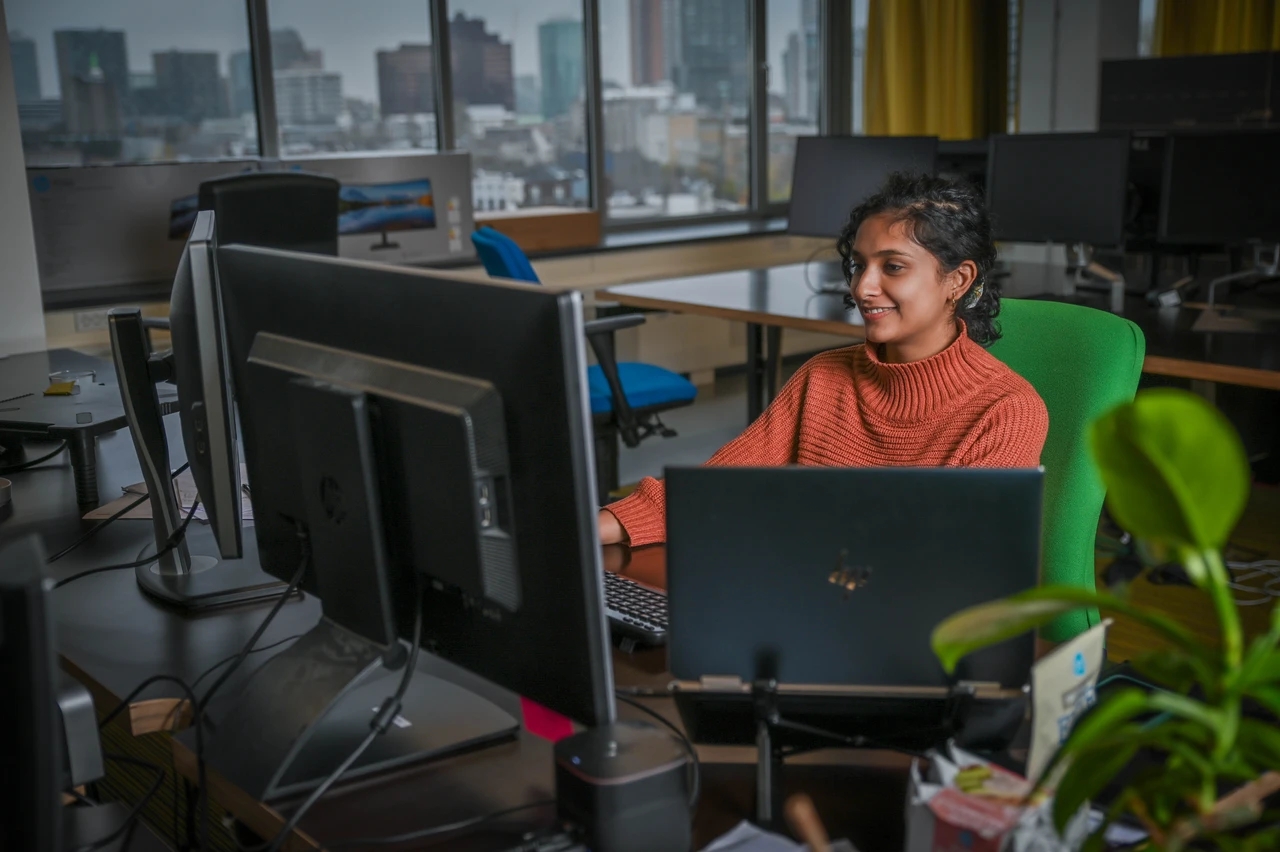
[{"x1": 597, "y1": 171, "x2": 1049, "y2": 548}]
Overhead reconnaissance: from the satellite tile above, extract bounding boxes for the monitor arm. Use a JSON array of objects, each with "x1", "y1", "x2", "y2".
[
  {"x1": 1068, "y1": 243, "x2": 1126, "y2": 313},
  {"x1": 108, "y1": 308, "x2": 193, "y2": 573},
  {"x1": 1207, "y1": 242, "x2": 1280, "y2": 306}
]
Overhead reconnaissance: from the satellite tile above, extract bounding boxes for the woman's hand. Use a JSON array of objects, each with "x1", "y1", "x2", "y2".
[{"x1": 598, "y1": 509, "x2": 628, "y2": 545}]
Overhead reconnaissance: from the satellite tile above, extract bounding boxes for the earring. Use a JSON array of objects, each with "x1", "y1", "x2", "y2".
[{"x1": 962, "y1": 279, "x2": 985, "y2": 310}]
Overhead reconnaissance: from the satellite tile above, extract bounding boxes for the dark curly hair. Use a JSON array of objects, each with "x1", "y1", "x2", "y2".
[{"x1": 836, "y1": 171, "x2": 1001, "y2": 346}]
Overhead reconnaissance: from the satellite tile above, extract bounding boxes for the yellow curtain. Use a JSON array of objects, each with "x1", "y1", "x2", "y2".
[
  {"x1": 864, "y1": 0, "x2": 1008, "y2": 140},
  {"x1": 1154, "y1": 0, "x2": 1280, "y2": 56}
]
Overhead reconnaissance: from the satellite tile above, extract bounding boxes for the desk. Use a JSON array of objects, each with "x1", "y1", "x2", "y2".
[{"x1": 605, "y1": 261, "x2": 1280, "y2": 421}]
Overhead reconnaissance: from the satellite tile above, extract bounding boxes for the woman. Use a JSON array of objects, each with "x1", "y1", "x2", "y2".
[{"x1": 599, "y1": 172, "x2": 1049, "y2": 547}]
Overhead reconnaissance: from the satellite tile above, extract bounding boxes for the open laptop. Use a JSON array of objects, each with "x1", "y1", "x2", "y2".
[{"x1": 664, "y1": 466, "x2": 1043, "y2": 695}]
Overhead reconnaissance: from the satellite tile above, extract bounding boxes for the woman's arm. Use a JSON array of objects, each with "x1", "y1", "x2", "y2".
[
  {"x1": 959, "y1": 392, "x2": 1050, "y2": 468},
  {"x1": 599, "y1": 362, "x2": 814, "y2": 546}
]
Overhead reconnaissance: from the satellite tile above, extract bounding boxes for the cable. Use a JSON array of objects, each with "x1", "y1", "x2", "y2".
[
  {"x1": 325, "y1": 800, "x2": 558, "y2": 848},
  {"x1": 242, "y1": 578, "x2": 427, "y2": 852},
  {"x1": 68, "y1": 753, "x2": 166, "y2": 852},
  {"x1": 191, "y1": 632, "x2": 305, "y2": 697},
  {"x1": 197, "y1": 550, "x2": 308, "y2": 714},
  {"x1": 615, "y1": 692, "x2": 700, "y2": 809},
  {"x1": 98, "y1": 675, "x2": 208, "y2": 852},
  {"x1": 52, "y1": 499, "x2": 201, "y2": 590},
  {"x1": 802, "y1": 245, "x2": 848, "y2": 296},
  {"x1": 47, "y1": 462, "x2": 190, "y2": 564},
  {"x1": 1228, "y1": 560, "x2": 1280, "y2": 606},
  {"x1": 0, "y1": 440, "x2": 67, "y2": 474}
]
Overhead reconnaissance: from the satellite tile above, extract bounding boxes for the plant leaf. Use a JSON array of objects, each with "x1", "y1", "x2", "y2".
[
  {"x1": 1089, "y1": 389, "x2": 1251, "y2": 553},
  {"x1": 1132, "y1": 648, "x2": 1218, "y2": 694},
  {"x1": 1237, "y1": 719, "x2": 1280, "y2": 771},
  {"x1": 1052, "y1": 740, "x2": 1141, "y2": 833},
  {"x1": 933, "y1": 585, "x2": 1208, "y2": 674},
  {"x1": 1147, "y1": 692, "x2": 1228, "y2": 740}
]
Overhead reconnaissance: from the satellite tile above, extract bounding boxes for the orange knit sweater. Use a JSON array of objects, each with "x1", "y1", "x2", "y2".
[{"x1": 606, "y1": 329, "x2": 1049, "y2": 547}]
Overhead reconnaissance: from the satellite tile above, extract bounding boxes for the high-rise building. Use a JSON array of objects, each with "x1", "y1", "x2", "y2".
[
  {"x1": 64, "y1": 56, "x2": 120, "y2": 137},
  {"x1": 10, "y1": 33, "x2": 41, "y2": 103},
  {"x1": 54, "y1": 29, "x2": 130, "y2": 120},
  {"x1": 783, "y1": 31, "x2": 802, "y2": 120},
  {"x1": 449, "y1": 13, "x2": 514, "y2": 109},
  {"x1": 270, "y1": 29, "x2": 323, "y2": 71},
  {"x1": 377, "y1": 44, "x2": 434, "y2": 116},
  {"x1": 153, "y1": 51, "x2": 227, "y2": 122},
  {"x1": 274, "y1": 69, "x2": 344, "y2": 125},
  {"x1": 674, "y1": 0, "x2": 748, "y2": 111},
  {"x1": 516, "y1": 74, "x2": 541, "y2": 116},
  {"x1": 801, "y1": 0, "x2": 820, "y2": 123},
  {"x1": 629, "y1": 0, "x2": 666, "y2": 86},
  {"x1": 228, "y1": 51, "x2": 256, "y2": 117},
  {"x1": 539, "y1": 19, "x2": 583, "y2": 122}
]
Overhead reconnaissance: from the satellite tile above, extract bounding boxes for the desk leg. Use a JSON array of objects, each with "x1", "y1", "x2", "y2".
[
  {"x1": 765, "y1": 326, "x2": 783, "y2": 402},
  {"x1": 746, "y1": 323, "x2": 764, "y2": 422}
]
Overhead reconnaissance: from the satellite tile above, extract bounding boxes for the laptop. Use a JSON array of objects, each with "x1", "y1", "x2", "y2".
[{"x1": 664, "y1": 466, "x2": 1043, "y2": 696}]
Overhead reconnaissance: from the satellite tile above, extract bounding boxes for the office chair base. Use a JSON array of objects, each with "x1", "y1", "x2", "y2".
[{"x1": 133, "y1": 524, "x2": 290, "y2": 611}]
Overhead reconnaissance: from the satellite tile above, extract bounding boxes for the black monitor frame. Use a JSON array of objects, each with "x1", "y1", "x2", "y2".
[{"x1": 1157, "y1": 128, "x2": 1280, "y2": 246}]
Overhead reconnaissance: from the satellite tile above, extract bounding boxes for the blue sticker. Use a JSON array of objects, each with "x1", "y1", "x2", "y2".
[
  {"x1": 32, "y1": 174, "x2": 50, "y2": 193},
  {"x1": 1073, "y1": 651, "x2": 1086, "y2": 677},
  {"x1": 960, "y1": 830, "x2": 974, "y2": 847}
]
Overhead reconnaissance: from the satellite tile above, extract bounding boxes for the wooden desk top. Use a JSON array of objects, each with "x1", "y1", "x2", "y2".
[{"x1": 605, "y1": 262, "x2": 1280, "y2": 391}]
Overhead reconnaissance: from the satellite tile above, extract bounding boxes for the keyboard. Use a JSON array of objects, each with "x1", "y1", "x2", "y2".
[{"x1": 603, "y1": 572, "x2": 669, "y2": 646}]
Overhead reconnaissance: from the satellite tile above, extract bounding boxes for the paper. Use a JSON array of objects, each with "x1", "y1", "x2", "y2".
[
  {"x1": 702, "y1": 821, "x2": 858, "y2": 852},
  {"x1": 1026, "y1": 620, "x2": 1110, "y2": 783},
  {"x1": 84, "y1": 463, "x2": 253, "y2": 522}
]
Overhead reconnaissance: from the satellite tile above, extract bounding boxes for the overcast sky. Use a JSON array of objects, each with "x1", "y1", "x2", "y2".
[{"x1": 5, "y1": 0, "x2": 814, "y2": 103}]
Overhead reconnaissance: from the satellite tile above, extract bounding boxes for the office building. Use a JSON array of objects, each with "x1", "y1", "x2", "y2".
[
  {"x1": 63, "y1": 59, "x2": 120, "y2": 137},
  {"x1": 153, "y1": 51, "x2": 227, "y2": 123},
  {"x1": 516, "y1": 74, "x2": 541, "y2": 116},
  {"x1": 377, "y1": 44, "x2": 434, "y2": 117},
  {"x1": 270, "y1": 29, "x2": 322, "y2": 71},
  {"x1": 273, "y1": 68, "x2": 343, "y2": 125},
  {"x1": 630, "y1": 0, "x2": 667, "y2": 86},
  {"x1": 228, "y1": 51, "x2": 255, "y2": 117},
  {"x1": 674, "y1": 0, "x2": 749, "y2": 111},
  {"x1": 54, "y1": 29, "x2": 130, "y2": 121},
  {"x1": 10, "y1": 32, "x2": 40, "y2": 103},
  {"x1": 449, "y1": 13, "x2": 514, "y2": 110},
  {"x1": 539, "y1": 19, "x2": 584, "y2": 122}
]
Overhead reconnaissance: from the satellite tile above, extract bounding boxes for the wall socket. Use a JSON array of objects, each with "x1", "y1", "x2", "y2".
[{"x1": 73, "y1": 309, "x2": 112, "y2": 333}]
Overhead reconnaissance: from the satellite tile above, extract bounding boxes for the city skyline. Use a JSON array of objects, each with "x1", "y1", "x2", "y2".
[{"x1": 7, "y1": 0, "x2": 815, "y2": 105}]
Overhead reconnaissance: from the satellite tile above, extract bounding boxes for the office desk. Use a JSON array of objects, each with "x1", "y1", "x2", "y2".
[{"x1": 605, "y1": 261, "x2": 1280, "y2": 420}]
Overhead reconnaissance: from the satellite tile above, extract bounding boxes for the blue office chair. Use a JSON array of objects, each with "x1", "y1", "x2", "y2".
[{"x1": 471, "y1": 226, "x2": 698, "y2": 497}]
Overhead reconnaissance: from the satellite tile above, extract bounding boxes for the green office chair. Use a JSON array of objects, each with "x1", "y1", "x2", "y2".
[{"x1": 987, "y1": 298, "x2": 1146, "y2": 641}]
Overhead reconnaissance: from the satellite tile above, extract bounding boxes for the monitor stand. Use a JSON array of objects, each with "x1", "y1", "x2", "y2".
[
  {"x1": 1207, "y1": 242, "x2": 1280, "y2": 307},
  {"x1": 108, "y1": 309, "x2": 290, "y2": 611},
  {"x1": 804, "y1": 258, "x2": 847, "y2": 295},
  {"x1": 188, "y1": 617, "x2": 520, "y2": 802},
  {"x1": 370, "y1": 232, "x2": 401, "y2": 251},
  {"x1": 1065, "y1": 243, "x2": 1126, "y2": 313}
]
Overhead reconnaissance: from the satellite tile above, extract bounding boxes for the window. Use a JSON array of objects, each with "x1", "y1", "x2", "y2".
[
  {"x1": 449, "y1": 0, "x2": 588, "y2": 211},
  {"x1": 599, "y1": 0, "x2": 751, "y2": 220},
  {"x1": 265, "y1": 0, "x2": 437, "y2": 156},
  {"x1": 1138, "y1": 0, "x2": 1157, "y2": 57},
  {"x1": 767, "y1": 0, "x2": 821, "y2": 204},
  {"x1": 850, "y1": 0, "x2": 869, "y2": 135},
  {"x1": 4, "y1": 0, "x2": 258, "y2": 166}
]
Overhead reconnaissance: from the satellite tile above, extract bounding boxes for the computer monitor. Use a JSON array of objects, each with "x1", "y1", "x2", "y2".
[
  {"x1": 1158, "y1": 130, "x2": 1280, "y2": 245},
  {"x1": 338, "y1": 178, "x2": 436, "y2": 251},
  {"x1": 986, "y1": 132, "x2": 1131, "y2": 247},
  {"x1": 0, "y1": 536, "x2": 62, "y2": 852},
  {"x1": 169, "y1": 210, "x2": 242, "y2": 560},
  {"x1": 216, "y1": 245, "x2": 615, "y2": 729},
  {"x1": 787, "y1": 135, "x2": 939, "y2": 239}
]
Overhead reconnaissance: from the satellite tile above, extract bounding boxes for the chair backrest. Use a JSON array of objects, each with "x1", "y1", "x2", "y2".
[
  {"x1": 470, "y1": 226, "x2": 541, "y2": 284},
  {"x1": 987, "y1": 298, "x2": 1145, "y2": 641},
  {"x1": 198, "y1": 171, "x2": 340, "y2": 256}
]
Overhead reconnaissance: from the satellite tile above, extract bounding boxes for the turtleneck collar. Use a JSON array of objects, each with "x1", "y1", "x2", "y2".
[{"x1": 854, "y1": 323, "x2": 1002, "y2": 422}]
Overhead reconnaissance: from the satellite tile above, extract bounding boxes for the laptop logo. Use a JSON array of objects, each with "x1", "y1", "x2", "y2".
[{"x1": 827, "y1": 549, "x2": 872, "y2": 599}]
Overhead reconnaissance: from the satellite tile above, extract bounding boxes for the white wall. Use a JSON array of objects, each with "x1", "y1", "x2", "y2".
[
  {"x1": 0, "y1": 2, "x2": 46, "y2": 355},
  {"x1": 1018, "y1": 0, "x2": 1140, "y2": 133}
]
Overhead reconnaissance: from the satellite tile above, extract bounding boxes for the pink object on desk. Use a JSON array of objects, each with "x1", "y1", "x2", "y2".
[{"x1": 521, "y1": 697, "x2": 575, "y2": 742}]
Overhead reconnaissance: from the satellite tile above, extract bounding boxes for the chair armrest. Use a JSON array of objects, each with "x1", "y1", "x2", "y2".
[
  {"x1": 142, "y1": 317, "x2": 171, "y2": 330},
  {"x1": 584, "y1": 314, "x2": 645, "y2": 336}
]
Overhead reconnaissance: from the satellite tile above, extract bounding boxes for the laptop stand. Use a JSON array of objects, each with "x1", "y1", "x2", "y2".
[{"x1": 672, "y1": 677, "x2": 1028, "y2": 829}]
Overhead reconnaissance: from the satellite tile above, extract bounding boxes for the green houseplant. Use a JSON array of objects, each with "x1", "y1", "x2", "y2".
[{"x1": 932, "y1": 388, "x2": 1280, "y2": 851}]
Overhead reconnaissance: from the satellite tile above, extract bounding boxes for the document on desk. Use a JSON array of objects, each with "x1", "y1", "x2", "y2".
[
  {"x1": 702, "y1": 821, "x2": 858, "y2": 852},
  {"x1": 83, "y1": 464, "x2": 254, "y2": 522}
]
